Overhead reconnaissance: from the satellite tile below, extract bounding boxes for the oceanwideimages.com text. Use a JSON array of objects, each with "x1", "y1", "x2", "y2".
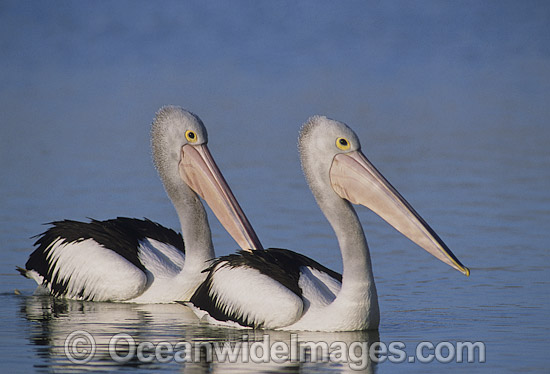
[{"x1": 65, "y1": 330, "x2": 486, "y2": 369}]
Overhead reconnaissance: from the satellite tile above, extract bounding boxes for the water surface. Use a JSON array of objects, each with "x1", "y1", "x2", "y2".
[{"x1": 1, "y1": 1, "x2": 549, "y2": 373}]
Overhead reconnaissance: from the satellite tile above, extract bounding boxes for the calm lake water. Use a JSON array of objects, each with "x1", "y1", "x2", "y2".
[{"x1": 1, "y1": 2, "x2": 549, "y2": 373}]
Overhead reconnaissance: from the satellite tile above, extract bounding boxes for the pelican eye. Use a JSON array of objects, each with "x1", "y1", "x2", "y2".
[
  {"x1": 185, "y1": 130, "x2": 198, "y2": 143},
  {"x1": 336, "y1": 137, "x2": 350, "y2": 150}
]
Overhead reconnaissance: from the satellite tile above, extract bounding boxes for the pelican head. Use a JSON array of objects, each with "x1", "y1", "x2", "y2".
[
  {"x1": 152, "y1": 106, "x2": 262, "y2": 251},
  {"x1": 299, "y1": 115, "x2": 469, "y2": 276}
]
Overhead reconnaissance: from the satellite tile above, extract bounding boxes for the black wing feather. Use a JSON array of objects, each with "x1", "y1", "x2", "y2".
[
  {"x1": 188, "y1": 248, "x2": 342, "y2": 328},
  {"x1": 21, "y1": 217, "x2": 184, "y2": 298}
]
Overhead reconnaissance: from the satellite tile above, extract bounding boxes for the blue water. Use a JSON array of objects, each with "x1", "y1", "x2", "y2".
[{"x1": 1, "y1": 1, "x2": 549, "y2": 373}]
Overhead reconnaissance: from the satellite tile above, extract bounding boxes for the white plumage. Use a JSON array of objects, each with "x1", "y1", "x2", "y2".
[
  {"x1": 19, "y1": 106, "x2": 262, "y2": 303},
  {"x1": 186, "y1": 115, "x2": 469, "y2": 331}
]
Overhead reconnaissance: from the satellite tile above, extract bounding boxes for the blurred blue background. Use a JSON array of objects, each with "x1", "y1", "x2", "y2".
[{"x1": 1, "y1": 1, "x2": 549, "y2": 373}]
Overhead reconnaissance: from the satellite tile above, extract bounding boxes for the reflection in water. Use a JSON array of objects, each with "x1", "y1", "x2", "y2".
[
  {"x1": 21, "y1": 296, "x2": 196, "y2": 372},
  {"x1": 20, "y1": 295, "x2": 380, "y2": 373}
]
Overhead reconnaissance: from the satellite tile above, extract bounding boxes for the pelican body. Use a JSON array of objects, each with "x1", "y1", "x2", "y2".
[
  {"x1": 185, "y1": 115, "x2": 469, "y2": 331},
  {"x1": 18, "y1": 106, "x2": 262, "y2": 303}
]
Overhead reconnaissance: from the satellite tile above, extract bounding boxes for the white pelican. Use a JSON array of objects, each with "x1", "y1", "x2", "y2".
[
  {"x1": 185, "y1": 115, "x2": 469, "y2": 331},
  {"x1": 17, "y1": 106, "x2": 262, "y2": 303}
]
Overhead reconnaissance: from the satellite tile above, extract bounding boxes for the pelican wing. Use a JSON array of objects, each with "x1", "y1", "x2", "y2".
[
  {"x1": 187, "y1": 248, "x2": 342, "y2": 329},
  {"x1": 20, "y1": 218, "x2": 185, "y2": 301}
]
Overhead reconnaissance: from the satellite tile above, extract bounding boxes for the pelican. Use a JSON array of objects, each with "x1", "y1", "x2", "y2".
[
  {"x1": 17, "y1": 106, "x2": 262, "y2": 303},
  {"x1": 185, "y1": 115, "x2": 469, "y2": 331}
]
